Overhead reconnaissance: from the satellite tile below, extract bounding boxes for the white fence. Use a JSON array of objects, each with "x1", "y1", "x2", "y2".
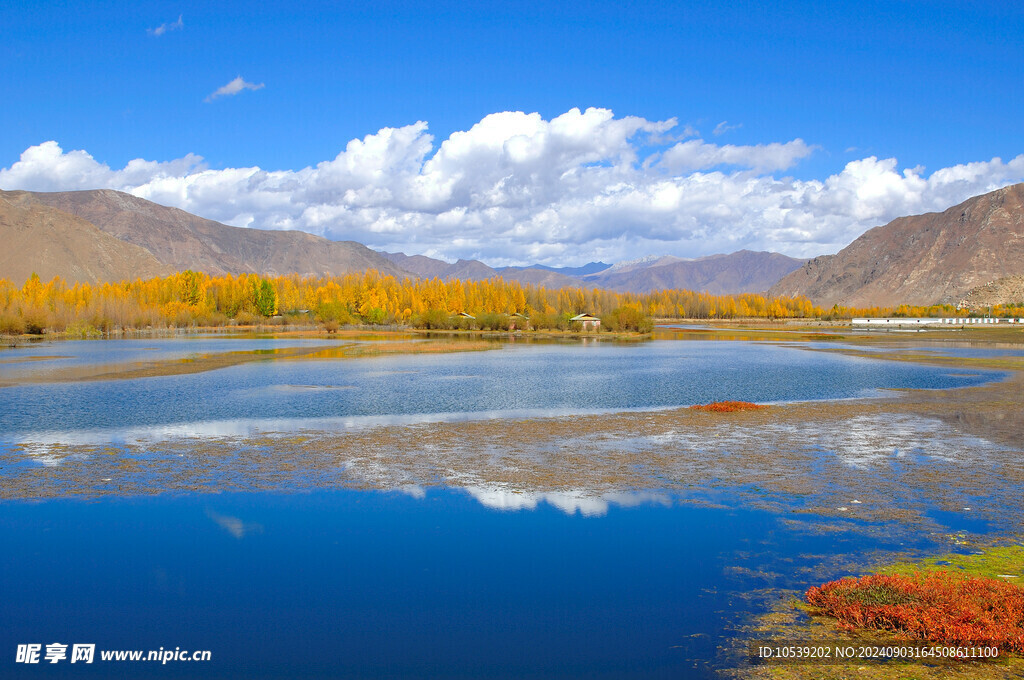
[{"x1": 852, "y1": 317, "x2": 1022, "y2": 326}]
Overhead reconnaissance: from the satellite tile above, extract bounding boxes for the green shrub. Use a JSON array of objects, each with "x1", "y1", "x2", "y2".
[
  {"x1": 476, "y1": 312, "x2": 510, "y2": 331},
  {"x1": 361, "y1": 307, "x2": 387, "y2": 325},
  {"x1": 413, "y1": 309, "x2": 454, "y2": 329},
  {"x1": 601, "y1": 306, "x2": 653, "y2": 333},
  {"x1": 315, "y1": 301, "x2": 356, "y2": 326}
]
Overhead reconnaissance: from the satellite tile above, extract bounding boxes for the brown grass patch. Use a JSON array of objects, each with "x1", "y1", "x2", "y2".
[{"x1": 690, "y1": 400, "x2": 769, "y2": 412}]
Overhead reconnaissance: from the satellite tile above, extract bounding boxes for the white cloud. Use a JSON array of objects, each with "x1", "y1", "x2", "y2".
[
  {"x1": 0, "y1": 141, "x2": 205, "y2": 193},
  {"x1": 713, "y1": 120, "x2": 741, "y2": 136},
  {"x1": 660, "y1": 138, "x2": 815, "y2": 173},
  {"x1": 148, "y1": 15, "x2": 183, "y2": 37},
  {"x1": 205, "y1": 76, "x2": 265, "y2": 102},
  {"x1": 2, "y1": 107, "x2": 1022, "y2": 264}
]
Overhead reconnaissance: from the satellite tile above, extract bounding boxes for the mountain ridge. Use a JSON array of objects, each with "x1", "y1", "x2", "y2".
[
  {"x1": 2, "y1": 189, "x2": 406, "y2": 281},
  {"x1": 768, "y1": 183, "x2": 1024, "y2": 307},
  {"x1": 6, "y1": 185, "x2": 1019, "y2": 306},
  {"x1": 0, "y1": 192, "x2": 171, "y2": 285}
]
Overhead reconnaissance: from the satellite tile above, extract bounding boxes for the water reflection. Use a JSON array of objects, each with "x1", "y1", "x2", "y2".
[
  {"x1": 463, "y1": 486, "x2": 672, "y2": 516},
  {"x1": 0, "y1": 339, "x2": 1003, "y2": 439},
  {"x1": 5, "y1": 408, "x2": 645, "y2": 451},
  {"x1": 0, "y1": 487, "x2": 915, "y2": 680},
  {"x1": 623, "y1": 413, "x2": 1011, "y2": 469},
  {"x1": 206, "y1": 509, "x2": 263, "y2": 539}
]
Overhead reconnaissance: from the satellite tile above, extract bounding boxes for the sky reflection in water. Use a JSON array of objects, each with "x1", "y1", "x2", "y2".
[
  {"x1": 0, "y1": 488, "x2": 920, "y2": 680},
  {"x1": 0, "y1": 339, "x2": 1000, "y2": 446},
  {"x1": 0, "y1": 337, "x2": 1013, "y2": 678}
]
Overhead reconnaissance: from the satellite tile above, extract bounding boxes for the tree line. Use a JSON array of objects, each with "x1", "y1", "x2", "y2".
[{"x1": 0, "y1": 271, "x2": 1020, "y2": 335}]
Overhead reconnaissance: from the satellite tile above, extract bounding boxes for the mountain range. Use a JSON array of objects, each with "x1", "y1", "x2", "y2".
[
  {"x1": 2, "y1": 184, "x2": 1022, "y2": 307},
  {"x1": 378, "y1": 250, "x2": 805, "y2": 295}
]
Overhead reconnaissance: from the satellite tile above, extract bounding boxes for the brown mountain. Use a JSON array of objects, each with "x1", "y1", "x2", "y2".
[
  {"x1": 380, "y1": 251, "x2": 592, "y2": 289},
  {"x1": 379, "y1": 252, "x2": 453, "y2": 279},
  {"x1": 5, "y1": 189, "x2": 405, "y2": 279},
  {"x1": 0, "y1": 192, "x2": 170, "y2": 284},
  {"x1": 497, "y1": 268, "x2": 589, "y2": 289},
  {"x1": 769, "y1": 183, "x2": 1024, "y2": 307},
  {"x1": 380, "y1": 252, "x2": 499, "y2": 281},
  {"x1": 381, "y1": 249, "x2": 800, "y2": 293},
  {"x1": 585, "y1": 251, "x2": 805, "y2": 295},
  {"x1": 956, "y1": 275, "x2": 1024, "y2": 309}
]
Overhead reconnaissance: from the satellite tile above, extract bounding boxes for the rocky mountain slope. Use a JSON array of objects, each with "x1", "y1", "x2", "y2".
[
  {"x1": 769, "y1": 183, "x2": 1024, "y2": 307},
  {"x1": 4, "y1": 189, "x2": 405, "y2": 279},
  {"x1": 954, "y1": 275, "x2": 1024, "y2": 309},
  {"x1": 0, "y1": 192, "x2": 170, "y2": 284}
]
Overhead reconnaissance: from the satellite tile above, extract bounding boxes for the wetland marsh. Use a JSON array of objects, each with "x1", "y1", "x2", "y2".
[{"x1": 1, "y1": 327, "x2": 1021, "y2": 678}]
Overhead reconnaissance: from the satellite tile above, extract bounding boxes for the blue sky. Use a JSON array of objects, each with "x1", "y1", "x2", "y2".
[{"x1": 2, "y1": 1, "x2": 1022, "y2": 265}]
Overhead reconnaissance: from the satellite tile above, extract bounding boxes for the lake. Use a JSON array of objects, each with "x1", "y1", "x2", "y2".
[
  {"x1": 0, "y1": 338, "x2": 997, "y2": 440},
  {"x1": 0, "y1": 335, "x2": 1018, "y2": 678}
]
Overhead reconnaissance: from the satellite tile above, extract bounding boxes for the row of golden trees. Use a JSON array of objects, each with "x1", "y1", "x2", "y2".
[{"x1": 0, "y1": 271, "x2": 1020, "y2": 334}]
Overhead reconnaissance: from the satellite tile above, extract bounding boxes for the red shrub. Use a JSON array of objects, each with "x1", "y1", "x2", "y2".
[
  {"x1": 806, "y1": 572, "x2": 1024, "y2": 654},
  {"x1": 689, "y1": 400, "x2": 768, "y2": 413}
]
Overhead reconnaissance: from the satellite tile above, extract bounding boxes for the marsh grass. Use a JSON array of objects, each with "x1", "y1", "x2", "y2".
[
  {"x1": 689, "y1": 400, "x2": 769, "y2": 412},
  {"x1": 806, "y1": 570, "x2": 1024, "y2": 653}
]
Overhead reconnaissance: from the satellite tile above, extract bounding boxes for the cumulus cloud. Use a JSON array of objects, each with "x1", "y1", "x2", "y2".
[
  {"x1": 0, "y1": 141, "x2": 205, "y2": 193},
  {"x1": 148, "y1": 14, "x2": 183, "y2": 37},
  {"x1": 205, "y1": 76, "x2": 265, "y2": 102},
  {"x1": 2, "y1": 107, "x2": 1022, "y2": 264}
]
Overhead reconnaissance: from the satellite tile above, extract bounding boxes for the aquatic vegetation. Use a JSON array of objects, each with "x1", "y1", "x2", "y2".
[
  {"x1": 689, "y1": 400, "x2": 768, "y2": 412},
  {"x1": 806, "y1": 571, "x2": 1024, "y2": 654},
  {"x1": 879, "y1": 545, "x2": 1024, "y2": 581}
]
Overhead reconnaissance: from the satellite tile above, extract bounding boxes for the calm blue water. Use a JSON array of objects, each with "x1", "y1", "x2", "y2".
[
  {"x1": 0, "y1": 488, "x2": 919, "y2": 680},
  {"x1": 0, "y1": 338, "x2": 1000, "y2": 441},
  {"x1": 0, "y1": 337, "x2": 1010, "y2": 678}
]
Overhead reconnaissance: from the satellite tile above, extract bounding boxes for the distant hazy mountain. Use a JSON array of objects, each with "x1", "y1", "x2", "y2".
[
  {"x1": 0, "y1": 191, "x2": 170, "y2": 284},
  {"x1": 380, "y1": 252, "x2": 496, "y2": 280},
  {"x1": 768, "y1": 183, "x2": 1024, "y2": 307},
  {"x1": 379, "y1": 251, "x2": 588, "y2": 288},
  {"x1": 381, "y1": 249, "x2": 802, "y2": 294},
  {"x1": 584, "y1": 251, "x2": 806, "y2": 295},
  {"x1": 501, "y1": 262, "x2": 612, "y2": 277},
  {"x1": 378, "y1": 252, "x2": 452, "y2": 279},
  {"x1": 6, "y1": 189, "x2": 405, "y2": 279},
  {"x1": 497, "y1": 268, "x2": 590, "y2": 289}
]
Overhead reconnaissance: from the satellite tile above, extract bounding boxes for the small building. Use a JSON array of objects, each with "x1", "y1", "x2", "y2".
[
  {"x1": 570, "y1": 313, "x2": 601, "y2": 331},
  {"x1": 510, "y1": 312, "x2": 530, "y2": 331},
  {"x1": 454, "y1": 312, "x2": 475, "y2": 319}
]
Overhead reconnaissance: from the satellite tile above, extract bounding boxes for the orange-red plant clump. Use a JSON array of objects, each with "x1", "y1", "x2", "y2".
[
  {"x1": 806, "y1": 572, "x2": 1024, "y2": 654},
  {"x1": 688, "y1": 401, "x2": 768, "y2": 412}
]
